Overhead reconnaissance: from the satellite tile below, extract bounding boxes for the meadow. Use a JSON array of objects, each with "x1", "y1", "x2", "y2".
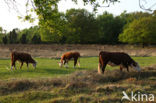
[
  {"x1": 0, "y1": 56, "x2": 156, "y2": 103},
  {"x1": 0, "y1": 56, "x2": 156, "y2": 80}
]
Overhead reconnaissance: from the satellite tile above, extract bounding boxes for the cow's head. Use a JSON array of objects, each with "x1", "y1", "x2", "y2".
[
  {"x1": 131, "y1": 62, "x2": 141, "y2": 71},
  {"x1": 33, "y1": 61, "x2": 37, "y2": 69},
  {"x1": 58, "y1": 60, "x2": 63, "y2": 67}
]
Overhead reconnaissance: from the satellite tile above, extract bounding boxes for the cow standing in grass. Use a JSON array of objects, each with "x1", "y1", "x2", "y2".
[
  {"x1": 11, "y1": 52, "x2": 37, "y2": 70},
  {"x1": 59, "y1": 52, "x2": 80, "y2": 68},
  {"x1": 98, "y1": 51, "x2": 141, "y2": 74}
]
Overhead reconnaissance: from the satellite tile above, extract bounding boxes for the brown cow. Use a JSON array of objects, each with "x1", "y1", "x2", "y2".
[
  {"x1": 11, "y1": 52, "x2": 37, "y2": 70},
  {"x1": 59, "y1": 52, "x2": 80, "y2": 68},
  {"x1": 98, "y1": 51, "x2": 141, "y2": 74}
]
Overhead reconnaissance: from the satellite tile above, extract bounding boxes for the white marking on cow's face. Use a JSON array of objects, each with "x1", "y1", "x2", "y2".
[
  {"x1": 33, "y1": 63, "x2": 37, "y2": 68},
  {"x1": 59, "y1": 60, "x2": 63, "y2": 67},
  {"x1": 131, "y1": 63, "x2": 141, "y2": 71}
]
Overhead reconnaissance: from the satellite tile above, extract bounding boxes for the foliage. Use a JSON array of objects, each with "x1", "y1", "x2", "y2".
[
  {"x1": 7, "y1": 29, "x2": 18, "y2": 44},
  {"x1": 0, "y1": 26, "x2": 42, "y2": 44},
  {"x1": 65, "y1": 9, "x2": 98, "y2": 44},
  {"x1": 119, "y1": 16, "x2": 156, "y2": 46},
  {"x1": 31, "y1": 34, "x2": 41, "y2": 44},
  {"x1": 22, "y1": 0, "x2": 119, "y2": 43},
  {"x1": 20, "y1": 34, "x2": 27, "y2": 44},
  {"x1": 0, "y1": 10, "x2": 155, "y2": 45},
  {"x1": 96, "y1": 12, "x2": 125, "y2": 44},
  {"x1": 0, "y1": 27, "x2": 7, "y2": 44},
  {"x1": 2, "y1": 36, "x2": 8, "y2": 44},
  {"x1": 33, "y1": 0, "x2": 66, "y2": 43},
  {"x1": 18, "y1": 26, "x2": 42, "y2": 44},
  {"x1": 0, "y1": 27, "x2": 3, "y2": 43}
]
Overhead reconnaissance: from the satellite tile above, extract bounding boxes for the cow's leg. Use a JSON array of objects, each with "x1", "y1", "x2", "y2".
[
  {"x1": 14, "y1": 62, "x2": 17, "y2": 70},
  {"x1": 74, "y1": 58, "x2": 78, "y2": 68},
  {"x1": 11, "y1": 60, "x2": 16, "y2": 70},
  {"x1": 120, "y1": 66, "x2": 123, "y2": 72},
  {"x1": 101, "y1": 62, "x2": 107, "y2": 74},
  {"x1": 77, "y1": 58, "x2": 80, "y2": 67},
  {"x1": 11, "y1": 60, "x2": 15, "y2": 70},
  {"x1": 64, "y1": 60, "x2": 68, "y2": 68},
  {"x1": 20, "y1": 62, "x2": 23, "y2": 69},
  {"x1": 125, "y1": 65, "x2": 129, "y2": 72},
  {"x1": 102, "y1": 64, "x2": 106, "y2": 74},
  {"x1": 26, "y1": 62, "x2": 29, "y2": 69}
]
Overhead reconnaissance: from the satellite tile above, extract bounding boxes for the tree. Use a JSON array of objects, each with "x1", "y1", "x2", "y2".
[
  {"x1": 119, "y1": 16, "x2": 156, "y2": 47},
  {"x1": 0, "y1": 34, "x2": 2, "y2": 43},
  {"x1": 96, "y1": 12, "x2": 124, "y2": 44},
  {"x1": 31, "y1": 34, "x2": 41, "y2": 44},
  {"x1": 3, "y1": 0, "x2": 119, "y2": 43},
  {"x1": 19, "y1": 26, "x2": 41, "y2": 43},
  {"x1": 0, "y1": 27, "x2": 3, "y2": 43},
  {"x1": 8, "y1": 29, "x2": 18, "y2": 44},
  {"x1": 20, "y1": 34, "x2": 27, "y2": 44},
  {"x1": 0, "y1": 27, "x2": 7, "y2": 44},
  {"x1": 65, "y1": 9, "x2": 98, "y2": 44},
  {"x1": 2, "y1": 36, "x2": 8, "y2": 44}
]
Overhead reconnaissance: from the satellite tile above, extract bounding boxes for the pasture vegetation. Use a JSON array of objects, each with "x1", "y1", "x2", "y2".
[
  {"x1": 0, "y1": 56, "x2": 156, "y2": 103},
  {"x1": 0, "y1": 56, "x2": 156, "y2": 79}
]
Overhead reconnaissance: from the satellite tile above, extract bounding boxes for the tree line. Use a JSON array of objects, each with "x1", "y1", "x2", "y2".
[{"x1": 0, "y1": 9, "x2": 156, "y2": 46}]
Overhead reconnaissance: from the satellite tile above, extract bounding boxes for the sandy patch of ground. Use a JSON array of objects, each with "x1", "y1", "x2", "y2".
[{"x1": 0, "y1": 44, "x2": 156, "y2": 58}]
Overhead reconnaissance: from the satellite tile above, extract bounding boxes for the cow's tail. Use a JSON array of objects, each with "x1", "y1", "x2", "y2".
[
  {"x1": 98, "y1": 53, "x2": 102, "y2": 74},
  {"x1": 98, "y1": 63, "x2": 101, "y2": 74}
]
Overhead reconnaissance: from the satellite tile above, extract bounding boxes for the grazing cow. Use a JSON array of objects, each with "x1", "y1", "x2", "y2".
[
  {"x1": 59, "y1": 52, "x2": 80, "y2": 68},
  {"x1": 11, "y1": 52, "x2": 37, "y2": 70},
  {"x1": 98, "y1": 51, "x2": 141, "y2": 74}
]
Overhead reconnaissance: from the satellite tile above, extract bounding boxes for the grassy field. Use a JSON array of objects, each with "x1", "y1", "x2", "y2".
[
  {"x1": 0, "y1": 57, "x2": 156, "y2": 103},
  {"x1": 0, "y1": 56, "x2": 156, "y2": 80}
]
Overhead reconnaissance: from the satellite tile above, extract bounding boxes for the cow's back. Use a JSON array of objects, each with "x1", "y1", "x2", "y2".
[
  {"x1": 62, "y1": 52, "x2": 80, "y2": 60},
  {"x1": 99, "y1": 51, "x2": 133, "y2": 65},
  {"x1": 11, "y1": 52, "x2": 32, "y2": 62}
]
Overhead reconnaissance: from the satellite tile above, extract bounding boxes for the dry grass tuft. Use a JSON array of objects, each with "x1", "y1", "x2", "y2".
[
  {"x1": 0, "y1": 65, "x2": 156, "y2": 97},
  {"x1": 7, "y1": 80, "x2": 33, "y2": 91}
]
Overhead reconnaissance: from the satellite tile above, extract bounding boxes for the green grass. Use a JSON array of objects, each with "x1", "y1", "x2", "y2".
[
  {"x1": 0, "y1": 56, "x2": 156, "y2": 80},
  {"x1": 0, "y1": 56, "x2": 156, "y2": 103}
]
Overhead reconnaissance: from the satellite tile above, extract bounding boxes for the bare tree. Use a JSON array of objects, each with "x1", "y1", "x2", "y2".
[
  {"x1": 3, "y1": 0, "x2": 156, "y2": 13},
  {"x1": 139, "y1": 0, "x2": 156, "y2": 11}
]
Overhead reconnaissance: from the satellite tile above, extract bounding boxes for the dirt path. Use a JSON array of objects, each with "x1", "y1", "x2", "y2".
[{"x1": 0, "y1": 44, "x2": 156, "y2": 58}]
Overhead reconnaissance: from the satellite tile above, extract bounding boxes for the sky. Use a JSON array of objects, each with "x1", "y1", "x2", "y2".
[{"x1": 0, "y1": 0, "x2": 155, "y2": 32}]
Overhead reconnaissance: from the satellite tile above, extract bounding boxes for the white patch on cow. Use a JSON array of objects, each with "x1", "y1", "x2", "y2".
[
  {"x1": 107, "y1": 61, "x2": 117, "y2": 67},
  {"x1": 131, "y1": 63, "x2": 141, "y2": 71},
  {"x1": 59, "y1": 60, "x2": 63, "y2": 67},
  {"x1": 59, "y1": 62, "x2": 62, "y2": 67}
]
